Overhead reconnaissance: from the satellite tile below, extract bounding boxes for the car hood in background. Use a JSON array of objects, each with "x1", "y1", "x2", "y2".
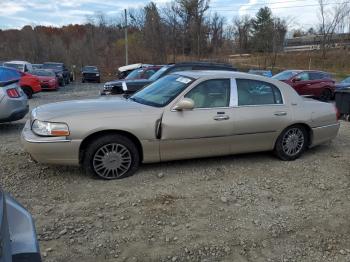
[
  {"x1": 335, "y1": 82, "x2": 350, "y2": 89},
  {"x1": 105, "y1": 79, "x2": 152, "y2": 87},
  {"x1": 33, "y1": 97, "x2": 155, "y2": 121}
]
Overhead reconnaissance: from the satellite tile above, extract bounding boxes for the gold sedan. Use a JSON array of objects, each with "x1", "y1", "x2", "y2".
[{"x1": 22, "y1": 71, "x2": 340, "y2": 180}]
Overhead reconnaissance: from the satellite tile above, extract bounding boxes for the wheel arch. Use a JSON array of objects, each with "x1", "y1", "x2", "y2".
[
  {"x1": 275, "y1": 123, "x2": 313, "y2": 148},
  {"x1": 79, "y1": 130, "x2": 143, "y2": 164}
]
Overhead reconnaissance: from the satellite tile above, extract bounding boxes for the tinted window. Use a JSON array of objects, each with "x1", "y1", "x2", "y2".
[
  {"x1": 237, "y1": 79, "x2": 283, "y2": 106},
  {"x1": 185, "y1": 79, "x2": 230, "y2": 108},
  {"x1": 0, "y1": 67, "x2": 21, "y2": 82},
  {"x1": 125, "y1": 69, "x2": 143, "y2": 80},
  {"x1": 309, "y1": 72, "x2": 323, "y2": 80},
  {"x1": 168, "y1": 66, "x2": 192, "y2": 73}
]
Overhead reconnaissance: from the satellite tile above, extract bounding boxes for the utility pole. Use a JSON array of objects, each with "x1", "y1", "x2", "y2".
[{"x1": 124, "y1": 9, "x2": 128, "y2": 66}]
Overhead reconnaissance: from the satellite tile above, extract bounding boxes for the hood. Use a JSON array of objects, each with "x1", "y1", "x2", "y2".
[
  {"x1": 106, "y1": 79, "x2": 152, "y2": 86},
  {"x1": 33, "y1": 96, "x2": 155, "y2": 121},
  {"x1": 335, "y1": 82, "x2": 350, "y2": 89}
]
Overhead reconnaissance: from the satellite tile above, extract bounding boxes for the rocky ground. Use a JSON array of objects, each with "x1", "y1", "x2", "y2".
[{"x1": 0, "y1": 83, "x2": 349, "y2": 262}]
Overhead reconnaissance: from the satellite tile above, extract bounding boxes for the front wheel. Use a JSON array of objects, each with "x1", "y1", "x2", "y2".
[
  {"x1": 274, "y1": 125, "x2": 309, "y2": 161},
  {"x1": 83, "y1": 134, "x2": 140, "y2": 180}
]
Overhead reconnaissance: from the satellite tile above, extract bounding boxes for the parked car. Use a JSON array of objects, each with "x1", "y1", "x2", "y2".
[
  {"x1": 42, "y1": 62, "x2": 70, "y2": 86},
  {"x1": 102, "y1": 62, "x2": 237, "y2": 95},
  {"x1": 0, "y1": 189, "x2": 42, "y2": 262},
  {"x1": 335, "y1": 76, "x2": 350, "y2": 89},
  {"x1": 117, "y1": 63, "x2": 152, "y2": 79},
  {"x1": 32, "y1": 64, "x2": 43, "y2": 70},
  {"x1": 3, "y1": 60, "x2": 33, "y2": 73},
  {"x1": 19, "y1": 71, "x2": 42, "y2": 99},
  {"x1": 22, "y1": 71, "x2": 339, "y2": 180},
  {"x1": 272, "y1": 70, "x2": 335, "y2": 101},
  {"x1": 124, "y1": 65, "x2": 162, "y2": 80},
  {"x1": 248, "y1": 69, "x2": 273, "y2": 77},
  {"x1": 31, "y1": 69, "x2": 59, "y2": 90},
  {"x1": 81, "y1": 66, "x2": 100, "y2": 83},
  {"x1": 0, "y1": 67, "x2": 29, "y2": 123}
]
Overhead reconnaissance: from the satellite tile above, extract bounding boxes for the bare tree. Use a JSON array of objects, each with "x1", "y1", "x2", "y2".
[{"x1": 318, "y1": 0, "x2": 350, "y2": 67}]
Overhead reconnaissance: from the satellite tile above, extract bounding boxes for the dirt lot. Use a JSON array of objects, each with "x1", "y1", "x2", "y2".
[{"x1": 0, "y1": 83, "x2": 350, "y2": 262}]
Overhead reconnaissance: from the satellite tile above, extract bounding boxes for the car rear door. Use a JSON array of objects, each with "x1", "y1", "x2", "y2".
[
  {"x1": 229, "y1": 78, "x2": 292, "y2": 153},
  {"x1": 160, "y1": 78, "x2": 234, "y2": 161}
]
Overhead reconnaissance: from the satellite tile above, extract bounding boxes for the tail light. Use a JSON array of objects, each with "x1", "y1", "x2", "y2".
[
  {"x1": 7, "y1": 88, "x2": 21, "y2": 98},
  {"x1": 333, "y1": 104, "x2": 340, "y2": 120}
]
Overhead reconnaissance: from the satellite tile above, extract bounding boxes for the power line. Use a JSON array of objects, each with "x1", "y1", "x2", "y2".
[{"x1": 210, "y1": 1, "x2": 350, "y2": 12}]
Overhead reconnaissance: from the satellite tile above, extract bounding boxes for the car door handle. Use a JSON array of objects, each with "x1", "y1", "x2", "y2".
[
  {"x1": 214, "y1": 115, "x2": 230, "y2": 121},
  {"x1": 274, "y1": 111, "x2": 287, "y2": 116}
]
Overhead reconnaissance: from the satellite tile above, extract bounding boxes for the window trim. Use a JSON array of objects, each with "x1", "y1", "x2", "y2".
[
  {"x1": 182, "y1": 78, "x2": 233, "y2": 110},
  {"x1": 233, "y1": 78, "x2": 285, "y2": 107}
]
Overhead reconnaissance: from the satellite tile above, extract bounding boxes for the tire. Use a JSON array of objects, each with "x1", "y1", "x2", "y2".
[
  {"x1": 274, "y1": 125, "x2": 309, "y2": 161},
  {"x1": 22, "y1": 87, "x2": 33, "y2": 99},
  {"x1": 83, "y1": 134, "x2": 140, "y2": 180},
  {"x1": 320, "y1": 88, "x2": 332, "y2": 101}
]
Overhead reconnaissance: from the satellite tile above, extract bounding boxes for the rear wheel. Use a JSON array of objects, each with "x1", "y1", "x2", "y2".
[
  {"x1": 320, "y1": 88, "x2": 332, "y2": 101},
  {"x1": 83, "y1": 134, "x2": 140, "y2": 180},
  {"x1": 22, "y1": 87, "x2": 33, "y2": 99},
  {"x1": 274, "y1": 125, "x2": 309, "y2": 161}
]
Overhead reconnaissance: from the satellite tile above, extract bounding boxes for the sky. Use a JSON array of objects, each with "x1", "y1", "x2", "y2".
[{"x1": 0, "y1": 0, "x2": 322, "y2": 31}]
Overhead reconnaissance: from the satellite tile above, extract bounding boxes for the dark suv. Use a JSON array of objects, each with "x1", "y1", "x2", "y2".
[
  {"x1": 42, "y1": 62, "x2": 70, "y2": 86},
  {"x1": 81, "y1": 66, "x2": 100, "y2": 83},
  {"x1": 101, "y1": 62, "x2": 237, "y2": 95}
]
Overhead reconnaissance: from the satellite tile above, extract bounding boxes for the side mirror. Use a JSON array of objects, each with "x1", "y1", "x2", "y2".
[
  {"x1": 293, "y1": 76, "x2": 301, "y2": 82},
  {"x1": 173, "y1": 98, "x2": 194, "y2": 111}
]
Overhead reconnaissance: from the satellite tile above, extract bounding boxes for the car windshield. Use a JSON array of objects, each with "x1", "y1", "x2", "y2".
[
  {"x1": 341, "y1": 76, "x2": 350, "y2": 83},
  {"x1": 4, "y1": 63, "x2": 24, "y2": 71},
  {"x1": 83, "y1": 66, "x2": 98, "y2": 72},
  {"x1": 129, "y1": 74, "x2": 193, "y2": 107},
  {"x1": 272, "y1": 70, "x2": 300, "y2": 81},
  {"x1": 149, "y1": 66, "x2": 169, "y2": 81},
  {"x1": 32, "y1": 69, "x2": 55, "y2": 76},
  {"x1": 125, "y1": 69, "x2": 143, "y2": 80},
  {"x1": 43, "y1": 64, "x2": 63, "y2": 70}
]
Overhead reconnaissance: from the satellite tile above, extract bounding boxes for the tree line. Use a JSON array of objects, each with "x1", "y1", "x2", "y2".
[{"x1": 5, "y1": 0, "x2": 349, "y2": 73}]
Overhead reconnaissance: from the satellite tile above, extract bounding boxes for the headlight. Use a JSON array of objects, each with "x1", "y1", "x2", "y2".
[
  {"x1": 96, "y1": 74, "x2": 100, "y2": 76},
  {"x1": 104, "y1": 84, "x2": 113, "y2": 89},
  {"x1": 32, "y1": 120, "x2": 70, "y2": 137}
]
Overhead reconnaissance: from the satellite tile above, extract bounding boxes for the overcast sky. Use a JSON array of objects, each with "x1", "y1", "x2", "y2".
[{"x1": 0, "y1": 0, "x2": 321, "y2": 30}]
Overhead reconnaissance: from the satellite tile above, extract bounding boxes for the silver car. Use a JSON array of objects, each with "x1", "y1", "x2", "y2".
[
  {"x1": 0, "y1": 67, "x2": 29, "y2": 123},
  {"x1": 22, "y1": 71, "x2": 340, "y2": 180}
]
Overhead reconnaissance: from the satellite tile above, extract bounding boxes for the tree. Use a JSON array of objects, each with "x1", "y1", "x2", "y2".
[{"x1": 318, "y1": 0, "x2": 350, "y2": 67}]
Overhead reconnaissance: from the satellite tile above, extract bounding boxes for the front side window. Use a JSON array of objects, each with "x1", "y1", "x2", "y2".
[
  {"x1": 237, "y1": 79, "x2": 283, "y2": 106},
  {"x1": 272, "y1": 70, "x2": 299, "y2": 81},
  {"x1": 130, "y1": 74, "x2": 193, "y2": 107},
  {"x1": 185, "y1": 79, "x2": 230, "y2": 108},
  {"x1": 297, "y1": 72, "x2": 309, "y2": 81}
]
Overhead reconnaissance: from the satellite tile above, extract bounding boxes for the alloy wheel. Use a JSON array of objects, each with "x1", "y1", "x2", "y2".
[{"x1": 281, "y1": 128, "x2": 305, "y2": 156}]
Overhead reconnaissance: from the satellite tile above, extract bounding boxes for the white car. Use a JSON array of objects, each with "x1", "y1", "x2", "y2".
[{"x1": 3, "y1": 60, "x2": 33, "y2": 73}]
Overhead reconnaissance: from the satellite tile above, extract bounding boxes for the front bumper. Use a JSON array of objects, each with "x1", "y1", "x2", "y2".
[{"x1": 21, "y1": 120, "x2": 81, "y2": 165}]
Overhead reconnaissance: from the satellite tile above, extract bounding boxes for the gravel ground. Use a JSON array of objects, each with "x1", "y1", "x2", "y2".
[{"x1": 0, "y1": 82, "x2": 350, "y2": 262}]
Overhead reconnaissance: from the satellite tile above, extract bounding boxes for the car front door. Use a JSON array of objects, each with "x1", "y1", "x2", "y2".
[
  {"x1": 230, "y1": 78, "x2": 292, "y2": 153},
  {"x1": 160, "y1": 78, "x2": 234, "y2": 161},
  {"x1": 292, "y1": 72, "x2": 313, "y2": 96}
]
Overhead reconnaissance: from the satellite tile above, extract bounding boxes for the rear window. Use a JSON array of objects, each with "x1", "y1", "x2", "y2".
[{"x1": 0, "y1": 67, "x2": 21, "y2": 83}]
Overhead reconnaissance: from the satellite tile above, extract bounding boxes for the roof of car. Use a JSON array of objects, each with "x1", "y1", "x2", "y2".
[
  {"x1": 4, "y1": 60, "x2": 31, "y2": 64},
  {"x1": 174, "y1": 70, "x2": 269, "y2": 80}
]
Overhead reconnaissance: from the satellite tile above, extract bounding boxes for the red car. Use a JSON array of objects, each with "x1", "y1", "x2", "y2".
[
  {"x1": 124, "y1": 65, "x2": 162, "y2": 80},
  {"x1": 273, "y1": 70, "x2": 335, "y2": 101},
  {"x1": 19, "y1": 72, "x2": 42, "y2": 99},
  {"x1": 31, "y1": 69, "x2": 59, "y2": 91}
]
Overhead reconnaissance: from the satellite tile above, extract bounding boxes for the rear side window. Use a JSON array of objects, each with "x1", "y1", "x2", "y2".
[
  {"x1": 236, "y1": 79, "x2": 283, "y2": 106},
  {"x1": 0, "y1": 67, "x2": 21, "y2": 82},
  {"x1": 309, "y1": 72, "x2": 323, "y2": 80}
]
